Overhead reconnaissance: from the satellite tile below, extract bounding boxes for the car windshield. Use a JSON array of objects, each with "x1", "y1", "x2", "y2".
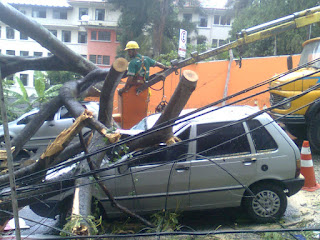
[{"x1": 299, "y1": 40, "x2": 320, "y2": 69}]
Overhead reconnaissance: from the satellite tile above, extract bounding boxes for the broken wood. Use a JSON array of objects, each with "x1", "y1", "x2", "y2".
[
  {"x1": 99, "y1": 57, "x2": 128, "y2": 127},
  {"x1": 79, "y1": 133, "x2": 155, "y2": 229},
  {"x1": 128, "y1": 70, "x2": 198, "y2": 150}
]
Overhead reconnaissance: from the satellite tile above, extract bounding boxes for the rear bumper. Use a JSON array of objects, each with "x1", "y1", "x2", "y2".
[{"x1": 282, "y1": 174, "x2": 305, "y2": 197}]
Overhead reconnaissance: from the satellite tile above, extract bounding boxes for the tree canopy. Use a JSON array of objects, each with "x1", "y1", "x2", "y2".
[
  {"x1": 227, "y1": 0, "x2": 320, "y2": 57},
  {"x1": 110, "y1": 0, "x2": 200, "y2": 57}
]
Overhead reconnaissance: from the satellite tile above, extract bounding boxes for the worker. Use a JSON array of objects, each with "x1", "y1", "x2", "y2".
[{"x1": 118, "y1": 41, "x2": 168, "y2": 95}]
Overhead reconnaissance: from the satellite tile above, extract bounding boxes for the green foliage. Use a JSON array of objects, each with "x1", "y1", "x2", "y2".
[
  {"x1": 228, "y1": 0, "x2": 320, "y2": 57},
  {"x1": 60, "y1": 214, "x2": 100, "y2": 237},
  {"x1": 110, "y1": 0, "x2": 200, "y2": 57},
  {"x1": 33, "y1": 71, "x2": 62, "y2": 107},
  {"x1": 0, "y1": 72, "x2": 62, "y2": 124},
  {"x1": 150, "y1": 211, "x2": 181, "y2": 232},
  {"x1": 46, "y1": 71, "x2": 81, "y2": 85}
]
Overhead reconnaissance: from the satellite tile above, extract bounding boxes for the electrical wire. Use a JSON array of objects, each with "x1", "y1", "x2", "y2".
[
  {"x1": 2, "y1": 58, "x2": 320, "y2": 237},
  {"x1": 4, "y1": 60, "x2": 320, "y2": 191}
]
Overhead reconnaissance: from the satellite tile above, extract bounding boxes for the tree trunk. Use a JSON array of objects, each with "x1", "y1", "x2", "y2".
[
  {"x1": 128, "y1": 70, "x2": 198, "y2": 150},
  {"x1": 0, "y1": 2, "x2": 97, "y2": 77}
]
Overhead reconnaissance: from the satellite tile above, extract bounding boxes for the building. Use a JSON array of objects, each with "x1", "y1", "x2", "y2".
[
  {"x1": 180, "y1": 0, "x2": 232, "y2": 47},
  {"x1": 0, "y1": 0, "x2": 232, "y2": 94},
  {"x1": 0, "y1": 0, "x2": 121, "y2": 94}
]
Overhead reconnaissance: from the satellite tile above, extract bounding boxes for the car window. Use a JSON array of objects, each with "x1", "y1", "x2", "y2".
[
  {"x1": 60, "y1": 106, "x2": 73, "y2": 119},
  {"x1": 130, "y1": 146, "x2": 168, "y2": 166},
  {"x1": 17, "y1": 112, "x2": 54, "y2": 125},
  {"x1": 17, "y1": 113, "x2": 36, "y2": 125},
  {"x1": 247, "y1": 120, "x2": 278, "y2": 152},
  {"x1": 196, "y1": 122, "x2": 251, "y2": 157},
  {"x1": 130, "y1": 127, "x2": 191, "y2": 166}
]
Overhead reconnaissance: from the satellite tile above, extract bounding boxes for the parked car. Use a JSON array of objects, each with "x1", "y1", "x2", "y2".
[
  {"x1": 47, "y1": 105, "x2": 304, "y2": 223},
  {"x1": 0, "y1": 101, "x2": 99, "y2": 150}
]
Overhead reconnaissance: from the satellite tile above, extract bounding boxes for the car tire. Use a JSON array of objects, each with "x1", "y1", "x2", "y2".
[
  {"x1": 243, "y1": 183, "x2": 287, "y2": 223},
  {"x1": 307, "y1": 112, "x2": 320, "y2": 153}
]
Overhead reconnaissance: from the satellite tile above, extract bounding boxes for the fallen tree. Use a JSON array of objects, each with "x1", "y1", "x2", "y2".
[{"x1": 0, "y1": 1, "x2": 199, "y2": 235}]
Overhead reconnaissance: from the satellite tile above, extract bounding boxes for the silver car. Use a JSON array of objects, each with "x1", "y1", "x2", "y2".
[
  {"x1": 45, "y1": 105, "x2": 304, "y2": 223},
  {"x1": 0, "y1": 101, "x2": 99, "y2": 150}
]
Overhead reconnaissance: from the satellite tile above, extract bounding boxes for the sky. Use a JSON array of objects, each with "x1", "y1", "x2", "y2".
[{"x1": 200, "y1": 0, "x2": 228, "y2": 8}]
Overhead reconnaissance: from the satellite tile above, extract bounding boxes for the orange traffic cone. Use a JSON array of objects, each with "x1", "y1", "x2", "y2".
[{"x1": 300, "y1": 141, "x2": 320, "y2": 192}]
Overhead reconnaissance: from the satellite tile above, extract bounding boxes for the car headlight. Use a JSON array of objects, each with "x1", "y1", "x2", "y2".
[{"x1": 279, "y1": 100, "x2": 291, "y2": 109}]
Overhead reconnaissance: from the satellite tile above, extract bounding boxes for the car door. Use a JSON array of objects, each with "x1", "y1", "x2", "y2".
[
  {"x1": 188, "y1": 121, "x2": 257, "y2": 210},
  {"x1": 113, "y1": 127, "x2": 192, "y2": 214},
  {"x1": 30, "y1": 107, "x2": 70, "y2": 146}
]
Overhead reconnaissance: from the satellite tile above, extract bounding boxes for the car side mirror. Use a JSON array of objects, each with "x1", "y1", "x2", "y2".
[{"x1": 287, "y1": 55, "x2": 293, "y2": 70}]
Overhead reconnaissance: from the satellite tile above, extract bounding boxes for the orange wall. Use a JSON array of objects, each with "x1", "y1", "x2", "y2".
[
  {"x1": 112, "y1": 55, "x2": 300, "y2": 117},
  {"x1": 143, "y1": 54, "x2": 300, "y2": 114}
]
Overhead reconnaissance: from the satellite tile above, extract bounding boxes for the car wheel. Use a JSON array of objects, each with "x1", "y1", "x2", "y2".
[
  {"x1": 307, "y1": 112, "x2": 320, "y2": 153},
  {"x1": 243, "y1": 183, "x2": 287, "y2": 223}
]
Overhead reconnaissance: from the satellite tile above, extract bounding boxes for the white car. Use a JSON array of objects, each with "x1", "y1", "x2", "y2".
[{"x1": 0, "y1": 101, "x2": 99, "y2": 150}]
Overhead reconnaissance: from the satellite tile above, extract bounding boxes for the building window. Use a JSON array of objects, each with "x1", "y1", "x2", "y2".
[
  {"x1": 48, "y1": 52, "x2": 53, "y2": 56},
  {"x1": 183, "y1": 13, "x2": 192, "y2": 22},
  {"x1": 95, "y1": 9, "x2": 105, "y2": 21},
  {"x1": 6, "y1": 50, "x2": 15, "y2": 56},
  {"x1": 221, "y1": 16, "x2": 231, "y2": 25},
  {"x1": 19, "y1": 9, "x2": 26, "y2": 14},
  {"x1": 98, "y1": 31, "x2": 111, "y2": 41},
  {"x1": 20, "y1": 74, "x2": 28, "y2": 86},
  {"x1": 116, "y1": 32, "x2": 120, "y2": 42},
  {"x1": 53, "y1": 9, "x2": 68, "y2": 19},
  {"x1": 91, "y1": 31, "x2": 97, "y2": 40},
  {"x1": 32, "y1": 8, "x2": 46, "y2": 18},
  {"x1": 97, "y1": 55, "x2": 102, "y2": 64},
  {"x1": 214, "y1": 15, "x2": 220, "y2": 25},
  {"x1": 6, "y1": 27, "x2": 15, "y2": 39},
  {"x1": 81, "y1": 55, "x2": 87, "y2": 59},
  {"x1": 62, "y1": 30, "x2": 71, "y2": 42},
  {"x1": 49, "y1": 29, "x2": 57, "y2": 37},
  {"x1": 20, "y1": 51, "x2": 29, "y2": 57},
  {"x1": 212, "y1": 39, "x2": 218, "y2": 48},
  {"x1": 89, "y1": 55, "x2": 110, "y2": 65},
  {"x1": 89, "y1": 55, "x2": 97, "y2": 63},
  {"x1": 34, "y1": 52, "x2": 43, "y2": 57},
  {"x1": 79, "y1": 8, "x2": 88, "y2": 20},
  {"x1": 219, "y1": 39, "x2": 227, "y2": 46},
  {"x1": 199, "y1": 16, "x2": 208, "y2": 27},
  {"x1": 78, "y1": 31, "x2": 87, "y2": 43},
  {"x1": 20, "y1": 32, "x2": 28, "y2": 40},
  {"x1": 103, "y1": 56, "x2": 110, "y2": 65}
]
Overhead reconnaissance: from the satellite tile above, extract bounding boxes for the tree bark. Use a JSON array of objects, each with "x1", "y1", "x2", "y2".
[
  {"x1": 0, "y1": 2, "x2": 97, "y2": 77},
  {"x1": 66, "y1": 58, "x2": 128, "y2": 235},
  {"x1": 128, "y1": 70, "x2": 198, "y2": 150}
]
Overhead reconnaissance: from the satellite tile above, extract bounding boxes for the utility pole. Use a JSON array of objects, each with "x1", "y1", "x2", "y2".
[{"x1": 0, "y1": 69, "x2": 21, "y2": 240}]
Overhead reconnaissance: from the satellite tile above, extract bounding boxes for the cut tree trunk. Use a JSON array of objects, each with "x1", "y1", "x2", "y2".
[
  {"x1": 128, "y1": 70, "x2": 198, "y2": 150},
  {"x1": 67, "y1": 58, "x2": 128, "y2": 235}
]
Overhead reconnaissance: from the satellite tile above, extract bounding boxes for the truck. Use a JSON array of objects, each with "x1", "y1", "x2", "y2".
[
  {"x1": 119, "y1": 6, "x2": 320, "y2": 148},
  {"x1": 270, "y1": 38, "x2": 320, "y2": 152}
]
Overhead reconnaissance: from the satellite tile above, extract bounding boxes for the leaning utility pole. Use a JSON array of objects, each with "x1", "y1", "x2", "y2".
[{"x1": 0, "y1": 69, "x2": 21, "y2": 240}]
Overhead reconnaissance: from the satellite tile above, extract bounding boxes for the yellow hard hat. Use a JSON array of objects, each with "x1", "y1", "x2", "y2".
[{"x1": 124, "y1": 41, "x2": 140, "y2": 50}]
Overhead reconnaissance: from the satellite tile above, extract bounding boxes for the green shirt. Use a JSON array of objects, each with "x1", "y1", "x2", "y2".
[{"x1": 127, "y1": 53, "x2": 156, "y2": 81}]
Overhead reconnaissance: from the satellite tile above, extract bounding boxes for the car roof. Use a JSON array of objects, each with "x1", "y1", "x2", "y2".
[{"x1": 145, "y1": 105, "x2": 266, "y2": 127}]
